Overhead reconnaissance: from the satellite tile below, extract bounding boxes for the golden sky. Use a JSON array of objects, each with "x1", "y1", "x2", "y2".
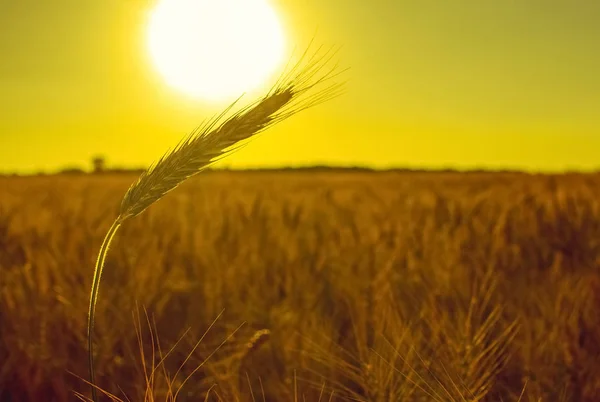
[{"x1": 1, "y1": 0, "x2": 599, "y2": 173}]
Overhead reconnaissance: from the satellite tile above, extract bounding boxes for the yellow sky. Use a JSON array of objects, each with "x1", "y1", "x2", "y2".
[{"x1": 1, "y1": 0, "x2": 599, "y2": 173}]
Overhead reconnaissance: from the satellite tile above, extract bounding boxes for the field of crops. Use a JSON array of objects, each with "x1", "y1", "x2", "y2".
[{"x1": 1, "y1": 171, "x2": 599, "y2": 401}]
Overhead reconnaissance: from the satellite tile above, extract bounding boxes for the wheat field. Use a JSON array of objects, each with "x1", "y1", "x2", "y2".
[{"x1": 0, "y1": 170, "x2": 599, "y2": 401}]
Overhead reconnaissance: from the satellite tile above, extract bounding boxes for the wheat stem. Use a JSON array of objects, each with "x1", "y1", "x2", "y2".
[{"x1": 87, "y1": 217, "x2": 123, "y2": 402}]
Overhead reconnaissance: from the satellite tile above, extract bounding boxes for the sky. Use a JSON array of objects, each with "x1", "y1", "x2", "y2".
[{"x1": 1, "y1": 0, "x2": 599, "y2": 173}]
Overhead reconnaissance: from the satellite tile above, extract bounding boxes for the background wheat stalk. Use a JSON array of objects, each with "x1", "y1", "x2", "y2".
[{"x1": 86, "y1": 44, "x2": 345, "y2": 402}]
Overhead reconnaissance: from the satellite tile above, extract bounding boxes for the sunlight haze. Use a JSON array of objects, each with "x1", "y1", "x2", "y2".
[{"x1": 1, "y1": 0, "x2": 599, "y2": 173}]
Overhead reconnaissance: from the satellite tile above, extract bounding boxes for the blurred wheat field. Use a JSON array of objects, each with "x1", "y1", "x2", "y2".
[{"x1": 1, "y1": 171, "x2": 599, "y2": 402}]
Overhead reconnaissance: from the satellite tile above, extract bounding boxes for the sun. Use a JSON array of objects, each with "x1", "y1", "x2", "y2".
[{"x1": 146, "y1": 0, "x2": 285, "y2": 101}]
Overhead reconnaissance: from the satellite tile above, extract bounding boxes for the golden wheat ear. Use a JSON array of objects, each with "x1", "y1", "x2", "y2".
[
  {"x1": 87, "y1": 43, "x2": 345, "y2": 402},
  {"x1": 118, "y1": 44, "x2": 346, "y2": 221}
]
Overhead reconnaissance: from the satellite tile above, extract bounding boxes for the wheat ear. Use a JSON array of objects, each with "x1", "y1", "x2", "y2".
[{"x1": 87, "y1": 44, "x2": 345, "y2": 402}]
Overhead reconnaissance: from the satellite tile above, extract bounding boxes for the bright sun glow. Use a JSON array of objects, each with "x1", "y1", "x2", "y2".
[{"x1": 147, "y1": 0, "x2": 285, "y2": 101}]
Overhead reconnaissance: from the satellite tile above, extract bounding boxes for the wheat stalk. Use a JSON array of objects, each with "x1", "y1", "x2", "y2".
[{"x1": 86, "y1": 44, "x2": 345, "y2": 402}]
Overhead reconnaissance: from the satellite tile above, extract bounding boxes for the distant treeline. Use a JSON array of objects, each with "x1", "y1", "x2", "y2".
[{"x1": 0, "y1": 165, "x2": 572, "y2": 177}]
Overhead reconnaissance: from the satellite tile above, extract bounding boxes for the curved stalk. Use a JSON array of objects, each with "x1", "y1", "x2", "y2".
[{"x1": 87, "y1": 217, "x2": 122, "y2": 402}]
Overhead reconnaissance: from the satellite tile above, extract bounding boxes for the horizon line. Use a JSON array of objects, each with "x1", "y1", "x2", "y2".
[{"x1": 2, "y1": 164, "x2": 600, "y2": 176}]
